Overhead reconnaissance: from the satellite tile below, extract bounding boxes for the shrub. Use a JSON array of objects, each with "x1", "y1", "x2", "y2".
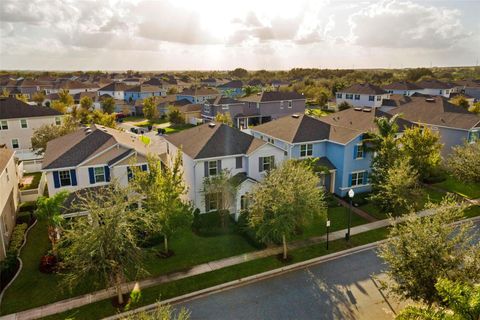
[
  {"x1": 343, "y1": 192, "x2": 369, "y2": 206},
  {"x1": 192, "y1": 211, "x2": 234, "y2": 236},
  {"x1": 423, "y1": 166, "x2": 447, "y2": 184},
  {"x1": 18, "y1": 201, "x2": 37, "y2": 213},
  {"x1": 338, "y1": 101, "x2": 351, "y2": 111},
  {"x1": 324, "y1": 193, "x2": 340, "y2": 207},
  {"x1": 8, "y1": 223, "x2": 27, "y2": 255},
  {"x1": 235, "y1": 213, "x2": 267, "y2": 249},
  {"x1": 0, "y1": 223, "x2": 28, "y2": 290}
]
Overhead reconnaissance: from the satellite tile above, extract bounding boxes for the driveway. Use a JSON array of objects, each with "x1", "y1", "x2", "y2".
[{"x1": 174, "y1": 248, "x2": 405, "y2": 320}]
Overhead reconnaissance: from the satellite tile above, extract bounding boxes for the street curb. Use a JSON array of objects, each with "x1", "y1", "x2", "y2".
[
  {"x1": 105, "y1": 215, "x2": 480, "y2": 320},
  {"x1": 104, "y1": 240, "x2": 385, "y2": 320}
]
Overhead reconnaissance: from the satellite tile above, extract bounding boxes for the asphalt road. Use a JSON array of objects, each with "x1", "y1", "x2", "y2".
[
  {"x1": 175, "y1": 221, "x2": 479, "y2": 320},
  {"x1": 174, "y1": 247, "x2": 403, "y2": 320}
]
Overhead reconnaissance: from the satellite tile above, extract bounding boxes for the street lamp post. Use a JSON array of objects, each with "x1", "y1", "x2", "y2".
[
  {"x1": 326, "y1": 219, "x2": 331, "y2": 250},
  {"x1": 345, "y1": 188, "x2": 354, "y2": 241}
]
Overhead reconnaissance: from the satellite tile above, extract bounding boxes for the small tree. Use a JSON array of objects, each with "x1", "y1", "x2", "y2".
[
  {"x1": 214, "y1": 112, "x2": 233, "y2": 126},
  {"x1": 87, "y1": 110, "x2": 117, "y2": 128},
  {"x1": 450, "y1": 95, "x2": 470, "y2": 110},
  {"x1": 31, "y1": 115, "x2": 78, "y2": 154},
  {"x1": 248, "y1": 160, "x2": 327, "y2": 260},
  {"x1": 58, "y1": 89, "x2": 74, "y2": 107},
  {"x1": 101, "y1": 96, "x2": 116, "y2": 114},
  {"x1": 80, "y1": 96, "x2": 93, "y2": 112},
  {"x1": 399, "y1": 126, "x2": 442, "y2": 181},
  {"x1": 201, "y1": 169, "x2": 238, "y2": 228},
  {"x1": 378, "y1": 195, "x2": 480, "y2": 306},
  {"x1": 143, "y1": 96, "x2": 159, "y2": 120},
  {"x1": 35, "y1": 191, "x2": 69, "y2": 256},
  {"x1": 445, "y1": 141, "x2": 480, "y2": 183},
  {"x1": 167, "y1": 106, "x2": 185, "y2": 125},
  {"x1": 469, "y1": 101, "x2": 480, "y2": 114},
  {"x1": 32, "y1": 91, "x2": 46, "y2": 106},
  {"x1": 131, "y1": 153, "x2": 191, "y2": 254},
  {"x1": 0, "y1": 88, "x2": 9, "y2": 97},
  {"x1": 60, "y1": 184, "x2": 148, "y2": 305},
  {"x1": 51, "y1": 100, "x2": 67, "y2": 113}
]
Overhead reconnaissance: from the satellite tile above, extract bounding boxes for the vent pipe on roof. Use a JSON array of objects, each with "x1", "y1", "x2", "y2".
[
  {"x1": 426, "y1": 98, "x2": 435, "y2": 102},
  {"x1": 208, "y1": 122, "x2": 216, "y2": 128},
  {"x1": 291, "y1": 114, "x2": 300, "y2": 118},
  {"x1": 363, "y1": 107, "x2": 372, "y2": 112},
  {"x1": 354, "y1": 107, "x2": 362, "y2": 111},
  {"x1": 85, "y1": 129, "x2": 92, "y2": 135}
]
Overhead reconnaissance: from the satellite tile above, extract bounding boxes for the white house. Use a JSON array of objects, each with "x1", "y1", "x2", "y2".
[
  {"x1": 336, "y1": 83, "x2": 390, "y2": 109},
  {"x1": 0, "y1": 97, "x2": 64, "y2": 166},
  {"x1": 163, "y1": 122, "x2": 286, "y2": 218},
  {"x1": 41, "y1": 125, "x2": 162, "y2": 196},
  {"x1": 97, "y1": 82, "x2": 131, "y2": 101},
  {"x1": 383, "y1": 81, "x2": 423, "y2": 96},
  {"x1": 416, "y1": 79, "x2": 457, "y2": 98},
  {"x1": 0, "y1": 148, "x2": 20, "y2": 261}
]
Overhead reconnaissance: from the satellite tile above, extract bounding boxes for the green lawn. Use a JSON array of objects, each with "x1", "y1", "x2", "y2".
[
  {"x1": 433, "y1": 176, "x2": 480, "y2": 199},
  {"x1": 20, "y1": 172, "x2": 42, "y2": 190},
  {"x1": 358, "y1": 188, "x2": 447, "y2": 220},
  {"x1": 0, "y1": 222, "x2": 256, "y2": 315},
  {"x1": 122, "y1": 117, "x2": 169, "y2": 128},
  {"x1": 164, "y1": 124, "x2": 196, "y2": 134},
  {"x1": 43, "y1": 227, "x2": 390, "y2": 320}
]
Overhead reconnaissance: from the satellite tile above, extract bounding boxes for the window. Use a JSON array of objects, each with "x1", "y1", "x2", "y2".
[
  {"x1": 336, "y1": 93, "x2": 342, "y2": 99},
  {"x1": 376, "y1": 96, "x2": 381, "y2": 101},
  {"x1": 205, "y1": 193, "x2": 222, "y2": 212},
  {"x1": 280, "y1": 101, "x2": 284, "y2": 109},
  {"x1": 355, "y1": 144, "x2": 364, "y2": 159},
  {"x1": 288, "y1": 100, "x2": 292, "y2": 108},
  {"x1": 240, "y1": 194, "x2": 249, "y2": 211},
  {"x1": 0, "y1": 120, "x2": 7, "y2": 130},
  {"x1": 354, "y1": 94, "x2": 360, "y2": 100},
  {"x1": 204, "y1": 105, "x2": 210, "y2": 113},
  {"x1": 267, "y1": 137, "x2": 274, "y2": 144},
  {"x1": 351, "y1": 171, "x2": 365, "y2": 186},
  {"x1": 256, "y1": 102, "x2": 260, "y2": 109},
  {"x1": 59, "y1": 170, "x2": 72, "y2": 186},
  {"x1": 20, "y1": 119, "x2": 28, "y2": 128},
  {"x1": 208, "y1": 160, "x2": 218, "y2": 176},
  {"x1": 300, "y1": 144, "x2": 313, "y2": 157},
  {"x1": 368, "y1": 95, "x2": 375, "y2": 101},
  {"x1": 11, "y1": 139, "x2": 19, "y2": 149},
  {"x1": 236, "y1": 156, "x2": 242, "y2": 169},
  {"x1": 345, "y1": 94, "x2": 353, "y2": 100},
  {"x1": 260, "y1": 156, "x2": 275, "y2": 172},
  {"x1": 439, "y1": 90, "x2": 443, "y2": 94},
  {"x1": 94, "y1": 167, "x2": 106, "y2": 183},
  {"x1": 55, "y1": 117, "x2": 61, "y2": 125},
  {"x1": 222, "y1": 104, "x2": 229, "y2": 110},
  {"x1": 469, "y1": 130, "x2": 479, "y2": 143}
]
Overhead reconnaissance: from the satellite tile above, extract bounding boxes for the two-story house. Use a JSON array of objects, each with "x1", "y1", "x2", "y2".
[
  {"x1": 201, "y1": 96, "x2": 247, "y2": 123},
  {"x1": 384, "y1": 95, "x2": 480, "y2": 156},
  {"x1": 250, "y1": 111, "x2": 413, "y2": 197},
  {"x1": 124, "y1": 85, "x2": 166, "y2": 102},
  {"x1": 163, "y1": 122, "x2": 286, "y2": 218},
  {"x1": 336, "y1": 83, "x2": 390, "y2": 109},
  {"x1": 176, "y1": 87, "x2": 220, "y2": 104},
  {"x1": 416, "y1": 79, "x2": 457, "y2": 98},
  {"x1": 217, "y1": 80, "x2": 244, "y2": 97},
  {"x1": 41, "y1": 124, "x2": 161, "y2": 196},
  {"x1": 98, "y1": 82, "x2": 131, "y2": 100},
  {"x1": 0, "y1": 148, "x2": 20, "y2": 261},
  {"x1": 237, "y1": 91, "x2": 306, "y2": 128},
  {"x1": 383, "y1": 81, "x2": 423, "y2": 96},
  {"x1": 0, "y1": 97, "x2": 63, "y2": 164}
]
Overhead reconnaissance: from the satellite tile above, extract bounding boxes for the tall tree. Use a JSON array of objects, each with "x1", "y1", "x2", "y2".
[
  {"x1": 51, "y1": 100, "x2": 67, "y2": 113},
  {"x1": 399, "y1": 126, "x2": 442, "y2": 181},
  {"x1": 101, "y1": 96, "x2": 116, "y2": 114},
  {"x1": 248, "y1": 160, "x2": 327, "y2": 260},
  {"x1": 87, "y1": 110, "x2": 117, "y2": 128},
  {"x1": 450, "y1": 95, "x2": 470, "y2": 110},
  {"x1": 35, "y1": 191, "x2": 69, "y2": 256},
  {"x1": 131, "y1": 153, "x2": 191, "y2": 254},
  {"x1": 445, "y1": 141, "x2": 480, "y2": 183},
  {"x1": 32, "y1": 91, "x2": 46, "y2": 106},
  {"x1": 214, "y1": 112, "x2": 233, "y2": 126},
  {"x1": 378, "y1": 195, "x2": 480, "y2": 306},
  {"x1": 60, "y1": 184, "x2": 148, "y2": 305},
  {"x1": 143, "y1": 97, "x2": 159, "y2": 120},
  {"x1": 58, "y1": 89, "x2": 74, "y2": 107},
  {"x1": 31, "y1": 115, "x2": 78, "y2": 154},
  {"x1": 167, "y1": 106, "x2": 185, "y2": 125},
  {"x1": 80, "y1": 96, "x2": 93, "y2": 111}
]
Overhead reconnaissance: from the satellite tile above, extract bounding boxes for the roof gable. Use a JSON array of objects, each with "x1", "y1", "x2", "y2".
[{"x1": 0, "y1": 97, "x2": 62, "y2": 119}]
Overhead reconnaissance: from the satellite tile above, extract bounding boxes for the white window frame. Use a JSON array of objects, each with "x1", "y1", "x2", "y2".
[
  {"x1": 222, "y1": 104, "x2": 229, "y2": 110},
  {"x1": 262, "y1": 156, "x2": 274, "y2": 172},
  {"x1": 280, "y1": 101, "x2": 284, "y2": 109},
  {"x1": 94, "y1": 166, "x2": 106, "y2": 183},
  {"x1": 208, "y1": 160, "x2": 218, "y2": 176},
  {"x1": 288, "y1": 100, "x2": 292, "y2": 108},
  {"x1": 336, "y1": 93, "x2": 342, "y2": 99},
  {"x1": 351, "y1": 171, "x2": 365, "y2": 187},
  {"x1": 355, "y1": 143, "x2": 364, "y2": 159},
  {"x1": 368, "y1": 95, "x2": 375, "y2": 101},
  {"x1": 59, "y1": 170, "x2": 72, "y2": 187},
  {"x1": 376, "y1": 95, "x2": 381, "y2": 101},
  {"x1": 0, "y1": 120, "x2": 8, "y2": 130},
  {"x1": 300, "y1": 144, "x2": 313, "y2": 157},
  {"x1": 345, "y1": 94, "x2": 353, "y2": 100},
  {"x1": 55, "y1": 116, "x2": 61, "y2": 126},
  {"x1": 20, "y1": 119, "x2": 28, "y2": 129},
  {"x1": 354, "y1": 94, "x2": 360, "y2": 100},
  {"x1": 11, "y1": 138, "x2": 19, "y2": 149}
]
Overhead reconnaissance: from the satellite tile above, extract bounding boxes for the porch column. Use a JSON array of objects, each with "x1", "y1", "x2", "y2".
[{"x1": 329, "y1": 170, "x2": 336, "y2": 193}]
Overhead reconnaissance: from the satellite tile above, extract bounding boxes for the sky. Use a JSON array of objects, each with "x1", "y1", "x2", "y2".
[{"x1": 0, "y1": 0, "x2": 479, "y2": 71}]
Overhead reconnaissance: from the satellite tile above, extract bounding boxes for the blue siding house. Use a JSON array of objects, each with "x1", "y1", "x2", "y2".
[
  {"x1": 217, "y1": 80, "x2": 244, "y2": 97},
  {"x1": 124, "y1": 84, "x2": 166, "y2": 102}
]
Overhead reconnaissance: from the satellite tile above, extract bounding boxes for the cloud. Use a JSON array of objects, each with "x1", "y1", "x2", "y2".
[{"x1": 349, "y1": 0, "x2": 470, "y2": 49}]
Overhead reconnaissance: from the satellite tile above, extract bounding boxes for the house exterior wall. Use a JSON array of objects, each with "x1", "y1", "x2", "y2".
[
  {"x1": 218, "y1": 87, "x2": 244, "y2": 97},
  {"x1": 434, "y1": 126, "x2": 470, "y2": 157},
  {"x1": 259, "y1": 99, "x2": 306, "y2": 119},
  {"x1": 385, "y1": 89, "x2": 420, "y2": 96},
  {"x1": 125, "y1": 90, "x2": 166, "y2": 102},
  {"x1": 336, "y1": 93, "x2": 389, "y2": 108},
  {"x1": 176, "y1": 94, "x2": 218, "y2": 104},
  {"x1": 0, "y1": 115, "x2": 63, "y2": 156},
  {"x1": 464, "y1": 88, "x2": 480, "y2": 100},
  {"x1": 98, "y1": 90, "x2": 125, "y2": 100},
  {"x1": 419, "y1": 88, "x2": 452, "y2": 98},
  {"x1": 0, "y1": 154, "x2": 19, "y2": 260}
]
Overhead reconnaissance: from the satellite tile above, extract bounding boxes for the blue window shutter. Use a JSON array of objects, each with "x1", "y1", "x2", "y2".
[
  {"x1": 259, "y1": 157, "x2": 263, "y2": 172},
  {"x1": 70, "y1": 169, "x2": 77, "y2": 186},
  {"x1": 127, "y1": 166, "x2": 133, "y2": 181},
  {"x1": 348, "y1": 173, "x2": 352, "y2": 187},
  {"x1": 53, "y1": 171, "x2": 60, "y2": 188},
  {"x1": 217, "y1": 160, "x2": 222, "y2": 172},
  {"x1": 141, "y1": 164, "x2": 147, "y2": 171},
  {"x1": 88, "y1": 168, "x2": 95, "y2": 184},
  {"x1": 353, "y1": 145, "x2": 358, "y2": 159},
  {"x1": 364, "y1": 171, "x2": 368, "y2": 184},
  {"x1": 105, "y1": 166, "x2": 111, "y2": 182}
]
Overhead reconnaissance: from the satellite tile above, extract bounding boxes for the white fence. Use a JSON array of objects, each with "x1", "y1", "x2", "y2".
[
  {"x1": 21, "y1": 159, "x2": 43, "y2": 173},
  {"x1": 19, "y1": 172, "x2": 46, "y2": 203}
]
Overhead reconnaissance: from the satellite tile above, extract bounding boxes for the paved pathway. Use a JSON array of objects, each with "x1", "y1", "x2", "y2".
[{"x1": 0, "y1": 208, "x2": 470, "y2": 320}]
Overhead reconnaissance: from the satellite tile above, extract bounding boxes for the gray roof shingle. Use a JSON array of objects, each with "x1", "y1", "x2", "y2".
[{"x1": 0, "y1": 97, "x2": 62, "y2": 119}]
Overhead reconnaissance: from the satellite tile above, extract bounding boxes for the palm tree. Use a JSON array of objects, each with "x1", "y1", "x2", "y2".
[{"x1": 35, "y1": 191, "x2": 69, "y2": 256}]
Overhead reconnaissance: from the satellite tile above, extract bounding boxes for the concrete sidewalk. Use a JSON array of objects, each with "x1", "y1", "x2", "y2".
[{"x1": 0, "y1": 207, "x2": 462, "y2": 320}]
